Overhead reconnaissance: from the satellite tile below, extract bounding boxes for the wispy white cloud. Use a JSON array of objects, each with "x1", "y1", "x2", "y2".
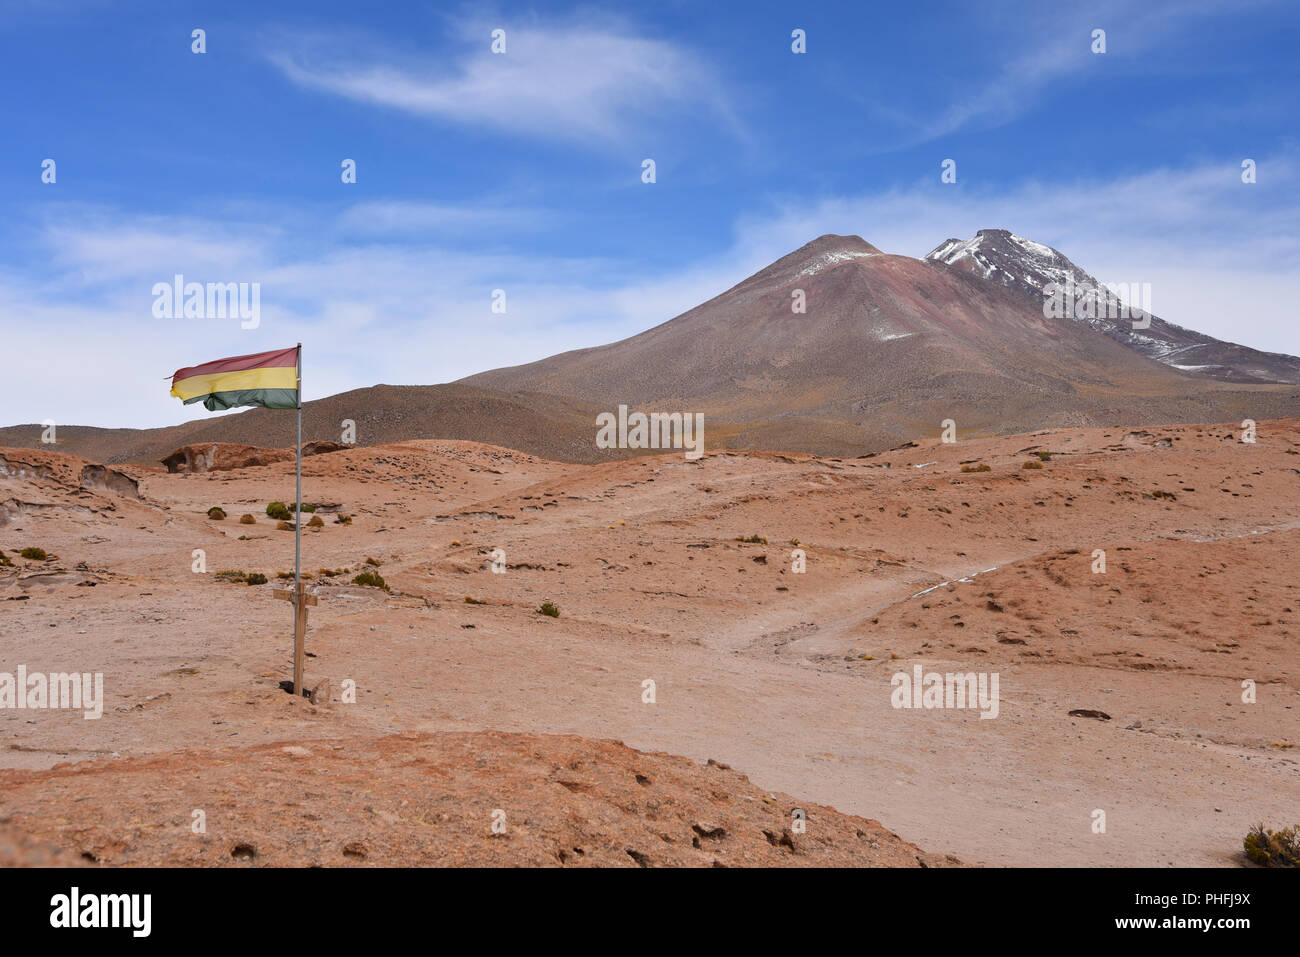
[
  {"x1": 269, "y1": 18, "x2": 739, "y2": 148},
  {"x1": 0, "y1": 200, "x2": 689, "y2": 428},
  {"x1": 3, "y1": 153, "x2": 1296, "y2": 430},
  {"x1": 336, "y1": 200, "x2": 547, "y2": 236},
  {"x1": 904, "y1": 0, "x2": 1275, "y2": 145}
]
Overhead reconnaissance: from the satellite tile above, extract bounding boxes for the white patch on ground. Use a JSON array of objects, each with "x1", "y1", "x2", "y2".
[
  {"x1": 1009, "y1": 233, "x2": 1056, "y2": 259},
  {"x1": 909, "y1": 566, "x2": 1001, "y2": 599},
  {"x1": 795, "y1": 249, "x2": 878, "y2": 279}
]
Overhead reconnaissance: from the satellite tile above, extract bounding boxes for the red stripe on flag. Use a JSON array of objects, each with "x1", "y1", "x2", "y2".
[{"x1": 171, "y1": 346, "x2": 298, "y2": 385}]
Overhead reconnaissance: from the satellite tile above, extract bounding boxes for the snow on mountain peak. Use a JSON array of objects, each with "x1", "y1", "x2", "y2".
[
  {"x1": 926, "y1": 229, "x2": 1086, "y2": 290},
  {"x1": 794, "y1": 247, "x2": 879, "y2": 279}
]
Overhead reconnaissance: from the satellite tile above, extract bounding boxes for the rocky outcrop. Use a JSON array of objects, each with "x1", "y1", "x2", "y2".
[
  {"x1": 162, "y1": 441, "x2": 350, "y2": 473},
  {"x1": 162, "y1": 443, "x2": 294, "y2": 473},
  {"x1": 302, "y1": 441, "x2": 349, "y2": 457},
  {"x1": 0, "y1": 447, "x2": 144, "y2": 524},
  {"x1": 79, "y1": 464, "x2": 140, "y2": 500}
]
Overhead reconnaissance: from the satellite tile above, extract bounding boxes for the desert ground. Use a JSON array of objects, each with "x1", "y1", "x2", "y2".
[{"x1": 1, "y1": 420, "x2": 1297, "y2": 866}]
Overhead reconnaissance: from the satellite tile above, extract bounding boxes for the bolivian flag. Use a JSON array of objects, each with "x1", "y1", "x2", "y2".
[{"x1": 170, "y1": 346, "x2": 300, "y2": 411}]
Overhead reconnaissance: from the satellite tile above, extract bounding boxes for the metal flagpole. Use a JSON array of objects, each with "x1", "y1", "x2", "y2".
[{"x1": 293, "y1": 342, "x2": 304, "y2": 695}]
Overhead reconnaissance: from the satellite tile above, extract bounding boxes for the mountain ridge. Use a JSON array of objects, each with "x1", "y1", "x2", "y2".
[
  {"x1": 6, "y1": 230, "x2": 1300, "y2": 463},
  {"x1": 924, "y1": 228, "x2": 1300, "y2": 384}
]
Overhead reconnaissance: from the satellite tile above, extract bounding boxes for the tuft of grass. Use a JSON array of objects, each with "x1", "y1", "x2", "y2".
[
  {"x1": 207, "y1": 506, "x2": 227, "y2": 520},
  {"x1": 365, "y1": 556, "x2": 381, "y2": 566},
  {"x1": 735, "y1": 534, "x2": 767, "y2": 544},
  {"x1": 0, "y1": 550, "x2": 12, "y2": 567},
  {"x1": 351, "y1": 570, "x2": 389, "y2": 592},
  {"x1": 538, "y1": 601, "x2": 560, "y2": 618},
  {"x1": 1151, "y1": 489, "x2": 1177, "y2": 501},
  {"x1": 307, "y1": 515, "x2": 324, "y2": 528},
  {"x1": 245, "y1": 572, "x2": 267, "y2": 586},
  {"x1": 1244, "y1": 823, "x2": 1300, "y2": 867},
  {"x1": 1036, "y1": 450, "x2": 1052, "y2": 462},
  {"x1": 276, "y1": 520, "x2": 294, "y2": 531},
  {"x1": 335, "y1": 513, "x2": 352, "y2": 525},
  {"x1": 266, "y1": 501, "x2": 292, "y2": 521},
  {"x1": 464, "y1": 596, "x2": 487, "y2": 605},
  {"x1": 276, "y1": 571, "x2": 293, "y2": 580},
  {"x1": 317, "y1": 567, "x2": 345, "y2": 577},
  {"x1": 19, "y1": 547, "x2": 46, "y2": 561},
  {"x1": 239, "y1": 514, "x2": 256, "y2": 525},
  {"x1": 215, "y1": 569, "x2": 247, "y2": 582},
  {"x1": 960, "y1": 463, "x2": 992, "y2": 473},
  {"x1": 1021, "y1": 460, "x2": 1043, "y2": 470}
]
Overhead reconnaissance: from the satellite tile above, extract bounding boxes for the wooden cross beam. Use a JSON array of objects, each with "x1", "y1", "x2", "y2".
[{"x1": 273, "y1": 588, "x2": 318, "y2": 694}]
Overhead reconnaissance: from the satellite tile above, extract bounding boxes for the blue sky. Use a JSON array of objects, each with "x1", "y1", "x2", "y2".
[{"x1": 2, "y1": 0, "x2": 1297, "y2": 427}]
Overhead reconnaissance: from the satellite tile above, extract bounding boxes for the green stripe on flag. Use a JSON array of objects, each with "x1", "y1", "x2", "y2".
[{"x1": 181, "y1": 389, "x2": 299, "y2": 411}]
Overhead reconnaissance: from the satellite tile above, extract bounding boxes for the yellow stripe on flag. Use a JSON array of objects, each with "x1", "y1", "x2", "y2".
[{"x1": 170, "y1": 366, "x2": 299, "y2": 401}]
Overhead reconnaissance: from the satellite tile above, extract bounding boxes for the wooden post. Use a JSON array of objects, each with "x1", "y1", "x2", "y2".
[
  {"x1": 274, "y1": 587, "x2": 317, "y2": 695},
  {"x1": 293, "y1": 590, "x2": 307, "y2": 694}
]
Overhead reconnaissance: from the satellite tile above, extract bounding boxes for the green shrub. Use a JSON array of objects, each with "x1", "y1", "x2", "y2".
[
  {"x1": 207, "y1": 506, "x2": 227, "y2": 520},
  {"x1": 245, "y1": 572, "x2": 267, "y2": 586},
  {"x1": 239, "y1": 514, "x2": 256, "y2": 525},
  {"x1": 1021, "y1": 460, "x2": 1043, "y2": 470},
  {"x1": 352, "y1": 570, "x2": 389, "y2": 592},
  {"x1": 266, "y1": 501, "x2": 292, "y2": 521},
  {"x1": 1244, "y1": 823, "x2": 1300, "y2": 867},
  {"x1": 19, "y1": 547, "x2": 46, "y2": 561},
  {"x1": 538, "y1": 601, "x2": 560, "y2": 618}
]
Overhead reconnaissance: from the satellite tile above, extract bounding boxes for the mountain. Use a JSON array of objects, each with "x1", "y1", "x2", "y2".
[
  {"x1": 925, "y1": 228, "x2": 1300, "y2": 384},
  {"x1": 10, "y1": 232, "x2": 1300, "y2": 464},
  {"x1": 463, "y1": 233, "x2": 1300, "y2": 452}
]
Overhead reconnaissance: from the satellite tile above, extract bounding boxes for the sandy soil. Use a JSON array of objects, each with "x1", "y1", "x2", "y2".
[
  {"x1": 1, "y1": 421, "x2": 1297, "y2": 866},
  {"x1": 0, "y1": 730, "x2": 953, "y2": 867}
]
